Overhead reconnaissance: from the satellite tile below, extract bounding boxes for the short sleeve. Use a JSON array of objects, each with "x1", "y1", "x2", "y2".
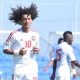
[
  {"x1": 34, "y1": 33, "x2": 40, "y2": 49},
  {"x1": 3, "y1": 32, "x2": 15, "y2": 50},
  {"x1": 51, "y1": 45, "x2": 58, "y2": 60},
  {"x1": 67, "y1": 46, "x2": 76, "y2": 61}
]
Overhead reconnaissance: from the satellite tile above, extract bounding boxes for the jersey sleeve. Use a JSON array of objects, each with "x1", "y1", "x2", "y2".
[
  {"x1": 34, "y1": 33, "x2": 40, "y2": 49},
  {"x1": 67, "y1": 46, "x2": 76, "y2": 61},
  {"x1": 51, "y1": 52, "x2": 56, "y2": 61},
  {"x1": 51, "y1": 45, "x2": 57, "y2": 60},
  {"x1": 3, "y1": 32, "x2": 15, "y2": 50}
]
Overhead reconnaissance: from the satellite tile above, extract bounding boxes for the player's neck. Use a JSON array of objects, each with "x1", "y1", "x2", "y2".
[{"x1": 21, "y1": 27, "x2": 31, "y2": 33}]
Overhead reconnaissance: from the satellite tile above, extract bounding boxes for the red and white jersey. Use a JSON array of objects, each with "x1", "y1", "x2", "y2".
[
  {"x1": 3, "y1": 28, "x2": 40, "y2": 74},
  {"x1": 55, "y1": 42, "x2": 76, "y2": 78}
]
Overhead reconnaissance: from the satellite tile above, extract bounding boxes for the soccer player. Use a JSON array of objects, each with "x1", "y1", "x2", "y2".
[
  {"x1": 3, "y1": 3, "x2": 40, "y2": 80},
  {"x1": 55, "y1": 31, "x2": 80, "y2": 80},
  {"x1": 51, "y1": 38, "x2": 64, "y2": 80},
  {"x1": 44, "y1": 37, "x2": 64, "y2": 80}
]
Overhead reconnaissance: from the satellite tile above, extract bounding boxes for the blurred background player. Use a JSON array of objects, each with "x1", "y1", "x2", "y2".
[
  {"x1": 54, "y1": 31, "x2": 80, "y2": 80},
  {"x1": 3, "y1": 3, "x2": 40, "y2": 80},
  {"x1": 44, "y1": 34, "x2": 77, "y2": 80},
  {"x1": 44, "y1": 37, "x2": 64, "y2": 80}
]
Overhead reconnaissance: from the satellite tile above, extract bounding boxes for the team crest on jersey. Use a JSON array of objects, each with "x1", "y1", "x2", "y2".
[{"x1": 31, "y1": 36, "x2": 36, "y2": 41}]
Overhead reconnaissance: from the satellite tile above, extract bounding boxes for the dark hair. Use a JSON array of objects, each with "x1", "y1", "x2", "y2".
[
  {"x1": 58, "y1": 38, "x2": 64, "y2": 44},
  {"x1": 63, "y1": 31, "x2": 72, "y2": 41},
  {"x1": 9, "y1": 3, "x2": 38, "y2": 25}
]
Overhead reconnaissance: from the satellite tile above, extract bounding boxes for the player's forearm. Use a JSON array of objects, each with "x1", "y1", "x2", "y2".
[
  {"x1": 47, "y1": 60, "x2": 53, "y2": 67},
  {"x1": 71, "y1": 62, "x2": 75, "y2": 68},
  {"x1": 72, "y1": 60, "x2": 80, "y2": 67},
  {"x1": 3, "y1": 49, "x2": 14, "y2": 55},
  {"x1": 45, "y1": 61, "x2": 53, "y2": 69}
]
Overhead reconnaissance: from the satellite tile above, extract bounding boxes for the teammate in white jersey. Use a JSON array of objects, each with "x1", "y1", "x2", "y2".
[
  {"x1": 3, "y1": 3, "x2": 40, "y2": 80},
  {"x1": 55, "y1": 31, "x2": 80, "y2": 80}
]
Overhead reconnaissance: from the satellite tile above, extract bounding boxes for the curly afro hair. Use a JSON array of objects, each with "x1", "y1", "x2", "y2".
[{"x1": 9, "y1": 3, "x2": 38, "y2": 25}]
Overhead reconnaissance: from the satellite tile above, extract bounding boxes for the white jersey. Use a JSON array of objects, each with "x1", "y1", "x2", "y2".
[
  {"x1": 51, "y1": 44, "x2": 59, "y2": 61},
  {"x1": 55, "y1": 42, "x2": 76, "y2": 80},
  {"x1": 3, "y1": 28, "x2": 40, "y2": 74}
]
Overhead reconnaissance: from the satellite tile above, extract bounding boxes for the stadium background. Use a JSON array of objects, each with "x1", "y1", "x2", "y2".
[{"x1": 0, "y1": 0, "x2": 80, "y2": 80}]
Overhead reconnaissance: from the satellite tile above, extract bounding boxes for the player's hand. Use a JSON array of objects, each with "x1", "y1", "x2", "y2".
[
  {"x1": 32, "y1": 47, "x2": 40, "y2": 53},
  {"x1": 19, "y1": 48, "x2": 27, "y2": 56}
]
